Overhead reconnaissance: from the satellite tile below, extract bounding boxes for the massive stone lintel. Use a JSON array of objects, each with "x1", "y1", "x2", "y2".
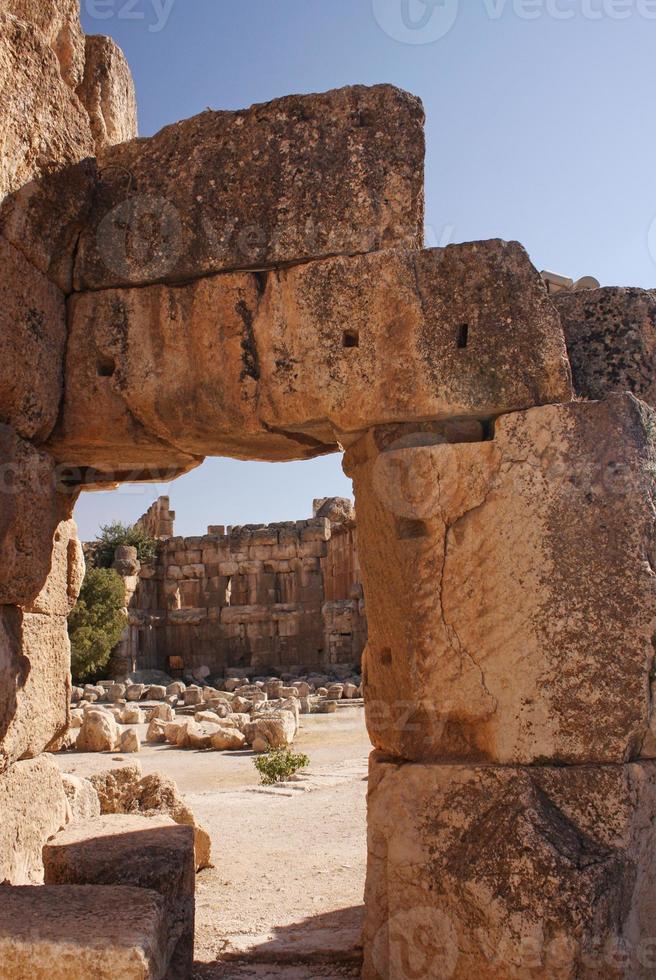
[
  {"x1": 345, "y1": 394, "x2": 656, "y2": 764},
  {"x1": 555, "y1": 287, "x2": 656, "y2": 408},
  {"x1": 73, "y1": 83, "x2": 425, "y2": 291},
  {"x1": 364, "y1": 753, "x2": 656, "y2": 980},
  {"x1": 48, "y1": 241, "x2": 572, "y2": 471}
]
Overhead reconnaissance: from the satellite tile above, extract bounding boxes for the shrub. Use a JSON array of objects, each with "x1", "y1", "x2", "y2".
[
  {"x1": 253, "y1": 747, "x2": 310, "y2": 785},
  {"x1": 68, "y1": 567, "x2": 127, "y2": 682},
  {"x1": 92, "y1": 521, "x2": 158, "y2": 568}
]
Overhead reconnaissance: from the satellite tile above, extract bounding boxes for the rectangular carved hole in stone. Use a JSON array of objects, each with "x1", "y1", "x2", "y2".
[
  {"x1": 396, "y1": 518, "x2": 429, "y2": 540},
  {"x1": 97, "y1": 355, "x2": 116, "y2": 377},
  {"x1": 343, "y1": 330, "x2": 359, "y2": 349},
  {"x1": 456, "y1": 323, "x2": 469, "y2": 349}
]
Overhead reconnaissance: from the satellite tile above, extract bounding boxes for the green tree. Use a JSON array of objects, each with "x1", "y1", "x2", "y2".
[
  {"x1": 68, "y1": 568, "x2": 127, "y2": 682},
  {"x1": 93, "y1": 521, "x2": 158, "y2": 568}
]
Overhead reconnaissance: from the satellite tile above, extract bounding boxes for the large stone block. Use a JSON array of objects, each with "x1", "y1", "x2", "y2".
[
  {"x1": 345, "y1": 394, "x2": 656, "y2": 764},
  {"x1": 0, "y1": 12, "x2": 95, "y2": 290},
  {"x1": 555, "y1": 287, "x2": 656, "y2": 408},
  {"x1": 25, "y1": 518, "x2": 84, "y2": 617},
  {"x1": 0, "y1": 239, "x2": 66, "y2": 441},
  {"x1": 0, "y1": 755, "x2": 68, "y2": 883},
  {"x1": 0, "y1": 608, "x2": 71, "y2": 771},
  {"x1": 364, "y1": 754, "x2": 656, "y2": 980},
  {"x1": 73, "y1": 84, "x2": 424, "y2": 290},
  {"x1": 76, "y1": 34, "x2": 138, "y2": 154},
  {"x1": 50, "y1": 241, "x2": 571, "y2": 468},
  {"x1": 44, "y1": 813, "x2": 195, "y2": 975},
  {"x1": 0, "y1": 884, "x2": 170, "y2": 978}
]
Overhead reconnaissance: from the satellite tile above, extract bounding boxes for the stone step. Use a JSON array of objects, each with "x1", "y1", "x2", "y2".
[
  {"x1": 0, "y1": 884, "x2": 169, "y2": 978},
  {"x1": 43, "y1": 813, "x2": 195, "y2": 979}
]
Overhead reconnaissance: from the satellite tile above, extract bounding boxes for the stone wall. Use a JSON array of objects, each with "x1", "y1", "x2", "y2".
[{"x1": 110, "y1": 498, "x2": 365, "y2": 678}]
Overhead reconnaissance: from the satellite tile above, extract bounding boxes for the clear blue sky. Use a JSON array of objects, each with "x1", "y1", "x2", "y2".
[{"x1": 75, "y1": 0, "x2": 656, "y2": 540}]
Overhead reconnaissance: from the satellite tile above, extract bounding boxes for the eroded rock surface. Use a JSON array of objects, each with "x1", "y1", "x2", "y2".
[
  {"x1": 364, "y1": 753, "x2": 656, "y2": 980},
  {"x1": 346, "y1": 393, "x2": 656, "y2": 764},
  {"x1": 556, "y1": 287, "x2": 656, "y2": 408},
  {"x1": 77, "y1": 34, "x2": 138, "y2": 154}
]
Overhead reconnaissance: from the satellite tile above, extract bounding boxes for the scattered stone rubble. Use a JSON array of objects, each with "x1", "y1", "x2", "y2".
[
  {"x1": 66, "y1": 671, "x2": 363, "y2": 761},
  {"x1": 4, "y1": 0, "x2": 656, "y2": 975}
]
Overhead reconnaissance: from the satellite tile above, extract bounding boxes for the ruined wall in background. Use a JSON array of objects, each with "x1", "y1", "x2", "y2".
[{"x1": 111, "y1": 498, "x2": 366, "y2": 677}]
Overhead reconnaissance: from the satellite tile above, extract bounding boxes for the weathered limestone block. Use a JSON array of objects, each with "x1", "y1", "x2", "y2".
[
  {"x1": 0, "y1": 884, "x2": 170, "y2": 979},
  {"x1": 0, "y1": 755, "x2": 68, "y2": 883},
  {"x1": 76, "y1": 708, "x2": 119, "y2": 753},
  {"x1": 345, "y1": 394, "x2": 656, "y2": 764},
  {"x1": 555, "y1": 287, "x2": 656, "y2": 408},
  {"x1": 1, "y1": 0, "x2": 86, "y2": 88},
  {"x1": 0, "y1": 609, "x2": 72, "y2": 771},
  {"x1": 61, "y1": 773, "x2": 101, "y2": 822},
  {"x1": 0, "y1": 239, "x2": 66, "y2": 441},
  {"x1": 76, "y1": 34, "x2": 138, "y2": 153},
  {"x1": 74, "y1": 84, "x2": 425, "y2": 290},
  {"x1": 89, "y1": 765, "x2": 212, "y2": 871},
  {"x1": 0, "y1": 13, "x2": 95, "y2": 290},
  {"x1": 43, "y1": 813, "x2": 195, "y2": 976},
  {"x1": 364, "y1": 754, "x2": 656, "y2": 980},
  {"x1": 0, "y1": 426, "x2": 77, "y2": 606},
  {"x1": 52, "y1": 241, "x2": 571, "y2": 467}
]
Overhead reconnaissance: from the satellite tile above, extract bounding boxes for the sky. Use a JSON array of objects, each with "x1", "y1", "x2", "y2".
[{"x1": 75, "y1": 0, "x2": 656, "y2": 540}]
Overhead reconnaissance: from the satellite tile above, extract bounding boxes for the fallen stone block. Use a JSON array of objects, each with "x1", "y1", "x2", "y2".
[
  {"x1": 0, "y1": 754, "x2": 68, "y2": 884},
  {"x1": 61, "y1": 773, "x2": 101, "y2": 822},
  {"x1": 210, "y1": 727, "x2": 247, "y2": 751},
  {"x1": 88, "y1": 763, "x2": 142, "y2": 813},
  {"x1": 73, "y1": 84, "x2": 424, "y2": 290},
  {"x1": 244, "y1": 711, "x2": 297, "y2": 752},
  {"x1": 346, "y1": 394, "x2": 656, "y2": 764},
  {"x1": 0, "y1": 884, "x2": 170, "y2": 979},
  {"x1": 43, "y1": 813, "x2": 194, "y2": 977},
  {"x1": 364, "y1": 753, "x2": 656, "y2": 980},
  {"x1": 120, "y1": 728, "x2": 140, "y2": 753},
  {"x1": 76, "y1": 708, "x2": 119, "y2": 753}
]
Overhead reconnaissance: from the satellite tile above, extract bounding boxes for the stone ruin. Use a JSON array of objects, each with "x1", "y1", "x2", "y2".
[
  {"x1": 3, "y1": 1, "x2": 656, "y2": 976},
  {"x1": 105, "y1": 495, "x2": 365, "y2": 680}
]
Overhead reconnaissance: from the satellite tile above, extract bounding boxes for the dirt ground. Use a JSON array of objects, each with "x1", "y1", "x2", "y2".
[{"x1": 57, "y1": 706, "x2": 371, "y2": 979}]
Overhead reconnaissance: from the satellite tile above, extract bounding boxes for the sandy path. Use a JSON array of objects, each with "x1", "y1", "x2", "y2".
[{"x1": 58, "y1": 706, "x2": 371, "y2": 978}]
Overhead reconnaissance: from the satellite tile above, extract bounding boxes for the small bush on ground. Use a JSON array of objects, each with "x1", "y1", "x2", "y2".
[
  {"x1": 93, "y1": 521, "x2": 158, "y2": 568},
  {"x1": 68, "y1": 567, "x2": 127, "y2": 682},
  {"x1": 253, "y1": 748, "x2": 310, "y2": 785}
]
